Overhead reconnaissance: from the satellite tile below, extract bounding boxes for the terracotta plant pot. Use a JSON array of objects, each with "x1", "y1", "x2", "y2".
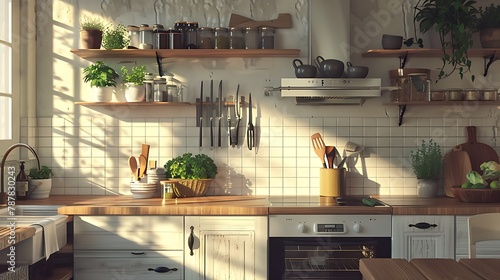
[
  {"x1": 80, "y1": 30, "x2": 102, "y2": 49},
  {"x1": 480, "y1": 28, "x2": 500, "y2": 48}
]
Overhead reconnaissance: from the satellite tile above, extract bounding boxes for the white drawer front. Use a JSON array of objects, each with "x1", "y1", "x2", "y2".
[
  {"x1": 74, "y1": 216, "x2": 184, "y2": 250},
  {"x1": 74, "y1": 250, "x2": 183, "y2": 280}
]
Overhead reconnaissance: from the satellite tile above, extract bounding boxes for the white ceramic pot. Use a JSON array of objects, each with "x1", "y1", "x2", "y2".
[
  {"x1": 417, "y1": 178, "x2": 438, "y2": 198},
  {"x1": 92, "y1": 86, "x2": 114, "y2": 102},
  {"x1": 125, "y1": 83, "x2": 145, "y2": 102},
  {"x1": 28, "y1": 178, "x2": 52, "y2": 199}
]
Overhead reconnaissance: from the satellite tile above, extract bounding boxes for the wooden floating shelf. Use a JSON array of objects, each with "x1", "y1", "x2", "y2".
[
  {"x1": 75, "y1": 101, "x2": 242, "y2": 106},
  {"x1": 363, "y1": 48, "x2": 500, "y2": 58},
  {"x1": 71, "y1": 49, "x2": 301, "y2": 59},
  {"x1": 384, "y1": 101, "x2": 500, "y2": 106}
]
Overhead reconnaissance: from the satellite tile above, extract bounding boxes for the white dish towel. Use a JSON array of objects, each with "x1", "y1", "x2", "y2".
[{"x1": 32, "y1": 218, "x2": 59, "y2": 260}]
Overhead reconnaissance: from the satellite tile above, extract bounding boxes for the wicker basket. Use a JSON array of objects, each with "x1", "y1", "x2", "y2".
[{"x1": 167, "y1": 179, "x2": 212, "y2": 198}]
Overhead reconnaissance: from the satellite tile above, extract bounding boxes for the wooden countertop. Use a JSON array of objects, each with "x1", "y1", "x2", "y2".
[
  {"x1": 8, "y1": 195, "x2": 500, "y2": 216},
  {"x1": 0, "y1": 226, "x2": 36, "y2": 251}
]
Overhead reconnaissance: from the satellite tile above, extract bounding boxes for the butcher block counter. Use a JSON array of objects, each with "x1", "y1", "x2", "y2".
[{"x1": 7, "y1": 195, "x2": 500, "y2": 215}]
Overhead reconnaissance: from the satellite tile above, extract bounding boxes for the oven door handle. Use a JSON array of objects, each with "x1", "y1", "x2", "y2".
[{"x1": 408, "y1": 222, "x2": 437, "y2": 229}]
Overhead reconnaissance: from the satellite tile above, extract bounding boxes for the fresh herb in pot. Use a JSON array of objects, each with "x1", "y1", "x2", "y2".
[
  {"x1": 80, "y1": 16, "x2": 106, "y2": 31},
  {"x1": 102, "y1": 24, "x2": 129, "y2": 49},
  {"x1": 121, "y1": 65, "x2": 146, "y2": 85},
  {"x1": 410, "y1": 139, "x2": 442, "y2": 179},
  {"x1": 164, "y1": 153, "x2": 217, "y2": 179},
  {"x1": 28, "y1": 166, "x2": 53, "y2": 179},
  {"x1": 83, "y1": 61, "x2": 119, "y2": 87}
]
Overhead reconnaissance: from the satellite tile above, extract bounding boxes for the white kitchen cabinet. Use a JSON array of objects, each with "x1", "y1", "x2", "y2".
[
  {"x1": 455, "y1": 215, "x2": 500, "y2": 260},
  {"x1": 392, "y1": 215, "x2": 454, "y2": 260},
  {"x1": 184, "y1": 216, "x2": 268, "y2": 280},
  {"x1": 74, "y1": 216, "x2": 184, "y2": 280}
]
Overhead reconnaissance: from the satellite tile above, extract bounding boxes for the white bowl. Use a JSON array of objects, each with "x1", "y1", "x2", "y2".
[{"x1": 130, "y1": 182, "x2": 157, "y2": 198}]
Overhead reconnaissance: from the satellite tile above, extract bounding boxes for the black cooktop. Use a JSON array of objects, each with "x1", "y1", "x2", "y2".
[{"x1": 268, "y1": 196, "x2": 387, "y2": 207}]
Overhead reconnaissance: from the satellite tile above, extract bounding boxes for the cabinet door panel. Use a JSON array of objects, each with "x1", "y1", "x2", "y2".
[
  {"x1": 392, "y1": 215, "x2": 454, "y2": 260},
  {"x1": 74, "y1": 250, "x2": 183, "y2": 280},
  {"x1": 455, "y1": 215, "x2": 500, "y2": 260}
]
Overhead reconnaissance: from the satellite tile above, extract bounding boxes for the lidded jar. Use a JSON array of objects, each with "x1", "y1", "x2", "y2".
[
  {"x1": 153, "y1": 77, "x2": 167, "y2": 102},
  {"x1": 214, "y1": 27, "x2": 229, "y2": 49},
  {"x1": 127, "y1": 25, "x2": 140, "y2": 48},
  {"x1": 144, "y1": 73, "x2": 155, "y2": 102},
  {"x1": 186, "y1": 22, "x2": 199, "y2": 49},
  {"x1": 229, "y1": 27, "x2": 244, "y2": 49},
  {"x1": 139, "y1": 24, "x2": 154, "y2": 48},
  {"x1": 174, "y1": 21, "x2": 187, "y2": 49},
  {"x1": 244, "y1": 27, "x2": 259, "y2": 49},
  {"x1": 198, "y1": 27, "x2": 214, "y2": 49},
  {"x1": 259, "y1": 26, "x2": 275, "y2": 49}
]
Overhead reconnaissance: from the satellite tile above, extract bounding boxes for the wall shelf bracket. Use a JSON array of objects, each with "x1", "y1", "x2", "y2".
[
  {"x1": 398, "y1": 104, "x2": 407, "y2": 126},
  {"x1": 399, "y1": 52, "x2": 409, "y2": 68},
  {"x1": 483, "y1": 52, "x2": 498, "y2": 77}
]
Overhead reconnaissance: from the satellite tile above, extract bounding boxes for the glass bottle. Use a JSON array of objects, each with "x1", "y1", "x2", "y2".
[
  {"x1": 229, "y1": 27, "x2": 244, "y2": 49},
  {"x1": 16, "y1": 161, "x2": 28, "y2": 200},
  {"x1": 244, "y1": 27, "x2": 259, "y2": 49},
  {"x1": 259, "y1": 27, "x2": 275, "y2": 49},
  {"x1": 139, "y1": 24, "x2": 154, "y2": 49},
  {"x1": 186, "y1": 22, "x2": 199, "y2": 49},
  {"x1": 198, "y1": 27, "x2": 214, "y2": 49},
  {"x1": 214, "y1": 27, "x2": 229, "y2": 49}
]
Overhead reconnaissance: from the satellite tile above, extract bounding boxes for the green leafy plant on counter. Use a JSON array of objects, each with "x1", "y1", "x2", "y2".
[
  {"x1": 83, "y1": 61, "x2": 119, "y2": 87},
  {"x1": 28, "y1": 166, "x2": 53, "y2": 179},
  {"x1": 102, "y1": 23, "x2": 129, "y2": 49},
  {"x1": 121, "y1": 65, "x2": 146, "y2": 85},
  {"x1": 410, "y1": 139, "x2": 442, "y2": 179},
  {"x1": 164, "y1": 153, "x2": 218, "y2": 179}
]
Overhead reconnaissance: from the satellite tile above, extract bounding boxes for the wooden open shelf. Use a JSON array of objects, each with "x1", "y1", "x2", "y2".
[
  {"x1": 363, "y1": 48, "x2": 500, "y2": 58},
  {"x1": 385, "y1": 100, "x2": 500, "y2": 106},
  {"x1": 75, "y1": 101, "x2": 192, "y2": 106},
  {"x1": 71, "y1": 48, "x2": 301, "y2": 59}
]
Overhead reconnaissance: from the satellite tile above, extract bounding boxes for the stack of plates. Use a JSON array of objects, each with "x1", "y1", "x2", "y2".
[
  {"x1": 147, "y1": 168, "x2": 167, "y2": 197},
  {"x1": 130, "y1": 182, "x2": 157, "y2": 199}
]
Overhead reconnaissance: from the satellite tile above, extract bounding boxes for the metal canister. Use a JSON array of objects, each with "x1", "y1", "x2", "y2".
[
  {"x1": 174, "y1": 21, "x2": 187, "y2": 49},
  {"x1": 464, "y1": 88, "x2": 481, "y2": 101},
  {"x1": 244, "y1": 27, "x2": 259, "y2": 49},
  {"x1": 483, "y1": 88, "x2": 498, "y2": 101},
  {"x1": 430, "y1": 90, "x2": 445, "y2": 101},
  {"x1": 167, "y1": 29, "x2": 182, "y2": 49},
  {"x1": 446, "y1": 88, "x2": 463, "y2": 101},
  {"x1": 186, "y1": 22, "x2": 199, "y2": 49},
  {"x1": 198, "y1": 27, "x2": 214, "y2": 49},
  {"x1": 127, "y1": 25, "x2": 140, "y2": 48},
  {"x1": 229, "y1": 27, "x2": 244, "y2": 49},
  {"x1": 259, "y1": 26, "x2": 275, "y2": 49}
]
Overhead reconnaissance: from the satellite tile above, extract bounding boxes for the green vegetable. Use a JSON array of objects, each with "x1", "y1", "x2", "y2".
[
  {"x1": 472, "y1": 183, "x2": 487, "y2": 189},
  {"x1": 461, "y1": 182, "x2": 472, "y2": 189},
  {"x1": 480, "y1": 161, "x2": 500, "y2": 180},
  {"x1": 362, "y1": 198, "x2": 378, "y2": 207},
  {"x1": 164, "y1": 153, "x2": 217, "y2": 179},
  {"x1": 466, "y1": 170, "x2": 485, "y2": 185},
  {"x1": 490, "y1": 181, "x2": 499, "y2": 189}
]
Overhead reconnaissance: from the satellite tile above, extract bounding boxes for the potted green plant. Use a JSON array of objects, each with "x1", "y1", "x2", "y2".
[
  {"x1": 102, "y1": 24, "x2": 129, "y2": 50},
  {"x1": 164, "y1": 153, "x2": 218, "y2": 197},
  {"x1": 83, "y1": 61, "x2": 119, "y2": 102},
  {"x1": 121, "y1": 65, "x2": 146, "y2": 102},
  {"x1": 80, "y1": 16, "x2": 106, "y2": 49},
  {"x1": 414, "y1": 0, "x2": 478, "y2": 81},
  {"x1": 28, "y1": 165, "x2": 53, "y2": 199},
  {"x1": 476, "y1": 4, "x2": 500, "y2": 48},
  {"x1": 410, "y1": 139, "x2": 442, "y2": 197}
]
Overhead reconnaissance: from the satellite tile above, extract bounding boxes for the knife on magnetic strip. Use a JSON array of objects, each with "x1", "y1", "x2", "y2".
[
  {"x1": 210, "y1": 79, "x2": 214, "y2": 147},
  {"x1": 217, "y1": 80, "x2": 222, "y2": 147},
  {"x1": 199, "y1": 81, "x2": 203, "y2": 148}
]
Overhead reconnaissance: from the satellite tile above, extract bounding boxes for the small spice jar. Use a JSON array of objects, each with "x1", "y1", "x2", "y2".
[
  {"x1": 161, "y1": 181, "x2": 174, "y2": 199},
  {"x1": 464, "y1": 88, "x2": 481, "y2": 101},
  {"x1": 127, "y1": 25, "x2": 140, "y2": 48},
  {"x1": 244, "y1": 27, "x2": 259, "y2": 49},
  {"x1": 483, "y1": 88, "x2": 498, "y2": 101},
  {"x1": 186, "y1": 22, "x2": 199, "y2": 49},
  {"x1": 430, "y1": 90, "x2": 445, "y2": 101},
  {"x1": 259, "y1": 26, "x2": 275, "y2": 49},
  {"x1": 446, "y1": 88, "x2": 463, "y2": 101},
  {"x1": 139, "y1": 24, "x2": 154, "y2": 49},
  {"x1": 198, "y1": 27, "x2": 214, "y2": 49},
  {"x1": 214, "y1": 27, "x2": 229, "y2": 49},
  {"x1": 229, "y1": 27, "x2": 244, "y2": 49},
  {"x1": 174, "y1": 21, "x2": 187, "y2": 49}
]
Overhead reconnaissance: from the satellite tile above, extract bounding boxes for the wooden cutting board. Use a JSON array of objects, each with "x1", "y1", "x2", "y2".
[
  {"x1": 458, "y1": 126, "x2": 498, "y2": 173},
  {"x1": 443, "y1": 146, "x2": 471, "y2": 197}
]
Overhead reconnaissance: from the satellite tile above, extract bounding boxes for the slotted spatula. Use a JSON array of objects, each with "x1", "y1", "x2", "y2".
[{"x1": 311, "y1": 133, "x2": 327, "y2": 168}]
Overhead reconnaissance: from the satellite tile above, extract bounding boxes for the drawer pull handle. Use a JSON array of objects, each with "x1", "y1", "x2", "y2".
[
  {"x1": 188, "y1": 225, "x2": 195, "y2": 256},
  {"x1": 131, "y1": 252, "x2": 145, "y2": 255},
  {"x1": 409, "y1": 222, "x2": 437, "y2": 229},
  {"x1": 148, "y1": 266, "x2": 178, "y2": 273}
]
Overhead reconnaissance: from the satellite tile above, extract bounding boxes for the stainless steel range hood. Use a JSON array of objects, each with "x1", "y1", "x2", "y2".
[{"x1": 280, "y1": 78, "x2": 381, "y2": 105}]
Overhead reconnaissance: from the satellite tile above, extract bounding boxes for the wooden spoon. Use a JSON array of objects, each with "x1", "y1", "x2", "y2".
[
  {"x1": 141, "y1": 144, "x2": 150, "y2": 174},
  {"x1": 311, "y1": 133, "x2": 327, "y2": 168},
  {"x1": 128, "y1": 156, "x2": 138, "y2": 181},
  {"x1": 139, "y1": 154, "x2": 147, "y2": 179},
  {"x1": 325, "y1": 146, "x2": 336, "y2": 168}
]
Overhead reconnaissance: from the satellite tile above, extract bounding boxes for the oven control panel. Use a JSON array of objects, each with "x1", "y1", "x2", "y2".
[{"x1": 269, "y1": 214, "x2": 391, "y2": 237}]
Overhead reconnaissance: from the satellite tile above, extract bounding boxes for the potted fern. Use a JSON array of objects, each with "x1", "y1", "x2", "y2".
[
  {"x1": 414, "y1": 0, "x2": 479, "y2": 81},
  {"x1": 80, "y1": 16, "x2": 105, "y2": 49},
  {"x1": 28, "y1": 166, "x2": 53, "y2": 199},
  {"x1": 164, "y1": 153, "x2": 218, "y2": 197},
  {"x1": 121, "y1": 65, "x2": 146, "y2": 102},
  {"x1": 410, "y1": 139, "x2": 442, "y2": 197},
  {"x1": 83, "y1": 61, "x2": 119, "y2": 102},
  {"x1": 476, "y1": 4, "x2": 500, "y2": 48}
]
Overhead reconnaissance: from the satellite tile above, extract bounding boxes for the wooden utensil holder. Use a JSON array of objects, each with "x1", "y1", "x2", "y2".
[{"x1": 319, "y1": 168, "x2": 345, "y2": 197}]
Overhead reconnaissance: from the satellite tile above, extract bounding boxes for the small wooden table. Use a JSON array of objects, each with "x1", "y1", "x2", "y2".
[
  {"x1": 410, "y1": 258, "x2": 483, "y2": 280},
  {"x1": 359, "y1": 259, "x2": 427, "y2": 280},
  {"x1": 459, "y1": 258, "x2": 500, "y2": 280}
]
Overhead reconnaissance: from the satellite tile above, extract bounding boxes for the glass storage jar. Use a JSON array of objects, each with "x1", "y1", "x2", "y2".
[
  {"x1": 186, "y1": 22, "x2": 199, "y2": 49},
  {"x1": 153, "y1": 77, "x2": 167, "y2": 102},
  {"x1": 153, "y1": 25, "x2": 168, "y2": 49},
  {"x1": 446, "y1": 88, "x2": 463, "y2": 101},
  {"x1": 139, "y1": 24, "x2": 154, "y2": 49},
  {"x1": 167, "y1": 29, "x2": 182, "y2": 49},
  {"x1": 430, "y1": 90, "x2": 445, "y2": 101},
  {"x1": 198, "y1": 27, "x2": 214, "y2": 49},
  {"x1": 483, "y1": 88, "x2": 498, "y2": 101},
  {"x1": 259, "y1": 26, "x2": 275, "y2": 49},
  {"x1": 244, "y1": 27, "x2": 259, "y2": 49},
  {"x1": 127, "y1": 25, "x2": 140, "y2": 48},
  {"x1": 229, "y1": 27, "x2": 244, "y2": 49},
  {"x1": 214, "y1": 27, "x2": 229, "y2": 49},
  {"x1": 174, "y1": 21, "x2": 187, "y2": 49},
  {"x1": 464, "y1": 88, "x2": 481, "y2": 101},
  {"x1": 144, "y1": 73, "x2": 154, "y2": 102}
]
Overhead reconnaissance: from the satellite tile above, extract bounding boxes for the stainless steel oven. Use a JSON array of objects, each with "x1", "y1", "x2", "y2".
[{"x1": 268, "y1": 213, "x2": 391, "y2": 279}]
